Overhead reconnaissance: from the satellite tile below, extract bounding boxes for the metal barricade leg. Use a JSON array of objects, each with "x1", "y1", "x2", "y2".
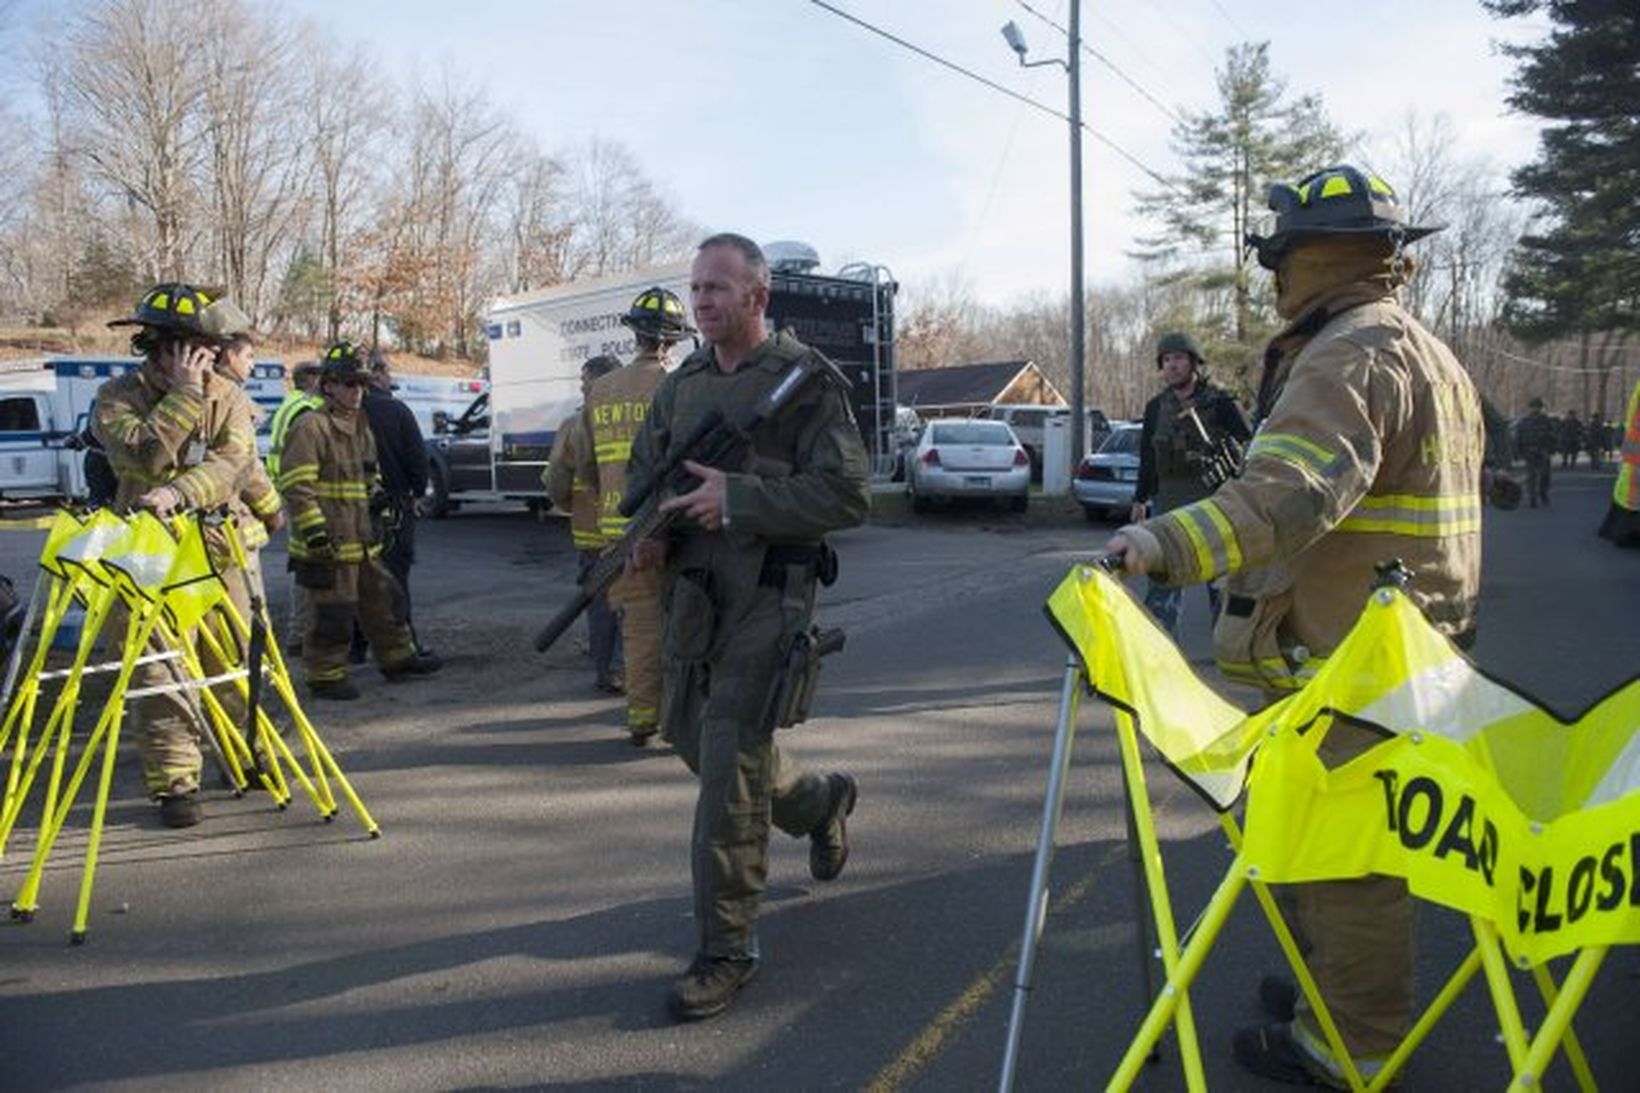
[{"x1": 999, "y1": 657, "x2": 1085, "y2": 1092}]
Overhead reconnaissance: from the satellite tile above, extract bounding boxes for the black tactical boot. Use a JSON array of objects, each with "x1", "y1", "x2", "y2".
[
  {"x1": 668, "y1": 955, "x2": 759, "y2": 1021},
  {"x1": 382, "y1": 651, "x2": 442, "y2": 681},
  {"x1": 158, "y1": 792, "x2": 203, "y2": 829},
  {"x1": 308, "y1": 677, "x2": 361, "y2": 701},
  {"x1": 809, "y1": 772, "x2": 858, "y2": 882},
  {"x1": 629, "y1": 723, "x2": 659, "y2": 748}
]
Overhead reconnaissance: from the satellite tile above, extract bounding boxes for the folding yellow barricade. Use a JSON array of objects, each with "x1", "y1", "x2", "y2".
[
  {"x1": 1003, "y1": 562, "x2": 1637, "y2": 1091},
  {"x1": 0, "y1": 509, "x2": 378, "y2": 942}
]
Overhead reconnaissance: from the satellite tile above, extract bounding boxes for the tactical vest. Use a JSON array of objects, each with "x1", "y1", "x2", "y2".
[{"x1": 1151, "y1": 383, "x2": 1229, "y2": 512}]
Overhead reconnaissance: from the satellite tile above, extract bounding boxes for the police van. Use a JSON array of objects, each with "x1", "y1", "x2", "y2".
[{"x1": 0, "y1": 357, "x2": 286, "y2": 503}]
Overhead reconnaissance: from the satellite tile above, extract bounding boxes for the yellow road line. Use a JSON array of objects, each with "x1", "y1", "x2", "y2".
[{"x1": 866, "y1": 841, "x2": 1128, "y2": 1092}]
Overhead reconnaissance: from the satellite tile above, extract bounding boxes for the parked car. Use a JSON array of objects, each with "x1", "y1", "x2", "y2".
[
  {"x1": 984, "y1": 405, "x2": 1114, "y2": 481},
  {"x1": 907, "y1": 418, "x2": 1031, "y2": 513},
  {"x1": 1072, "y1": 422, "x2": 1142, "y2": 522}
]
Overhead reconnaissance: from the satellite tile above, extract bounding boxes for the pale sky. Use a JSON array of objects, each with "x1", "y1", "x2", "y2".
[{"x1": 12, "y1": 0, "x2": 1549, "y2": 305}]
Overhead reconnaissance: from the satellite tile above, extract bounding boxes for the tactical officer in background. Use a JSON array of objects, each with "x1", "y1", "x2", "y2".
[
  {"x1": 545, "y1": 354, "x2": 624, "y2": 693},
  {"x1": 628, "y1": 234, "x2": 869, "y2": 1021},
  {"x1": 1130, "y1": 331, "x2": 1251, "y2": 635},
  {"x1": 351, "y1": 351, "x2": 431, "y2": 660},
  {"x1": 1557, "y1": 408, "x2": 1584, "y2": 468},
  {"x1": 1107, "y1": 166, "x2": 1484, "y2": 1087},
  {"x1": 276, "y1": 342, "x2": 440, "y2": 700},
  {"x1": 586, "y1": 286, "x2": 694, "y2": 744},
  {"x1": 1514, "y1": 397, "x2": 1556, "y2": 508},
  {"x1": 93, "y1": 283, "x2": 265, "y2": 828}
]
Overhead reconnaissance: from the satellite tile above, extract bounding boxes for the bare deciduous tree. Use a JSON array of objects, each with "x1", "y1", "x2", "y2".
[{"x1": 63, "y1": 0, "x2": 211, "y2": 277}]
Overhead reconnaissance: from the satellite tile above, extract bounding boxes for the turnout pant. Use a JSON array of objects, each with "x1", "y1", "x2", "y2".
[
  {"x1": 355, "y1": 512, "x2": 419, "y2": 653},
  {"x1": 1288, "y1": 720, "x2": 1414, "y2": 1060},
  {"x1": 303, "y1": 558, "x2": 417, "y2": 684},
  {"x1": 661, "y1": 575, "x2": 832, "y2": 961},
  {"x1": 611, "y1": 567, "x2": 663, "y2": 731},
  {"x1": 126, "y1": 563, "x2": 255, "y2": 797}
]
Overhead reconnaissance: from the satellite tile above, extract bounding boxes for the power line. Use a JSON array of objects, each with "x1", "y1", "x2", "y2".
[
  {"x1": 806, "y1": 0, "x2": 1180, "y2": 193},
  {"x1": 1015, "y1": 0, "x2": 1183, "y2": 126},
  {"x1": 1204, "y1": 0, "x2": 1251, "y2": 40}
]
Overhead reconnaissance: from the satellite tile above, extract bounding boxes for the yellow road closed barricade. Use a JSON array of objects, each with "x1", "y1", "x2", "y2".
[{"x1": 1002, "y1": 562, "x2": 1639, "y2": 1092}]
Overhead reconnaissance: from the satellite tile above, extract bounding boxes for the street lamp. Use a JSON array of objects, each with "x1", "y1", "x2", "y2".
[{"x1": 999, "y1": 8, "x2": 1087, "y2": 479}]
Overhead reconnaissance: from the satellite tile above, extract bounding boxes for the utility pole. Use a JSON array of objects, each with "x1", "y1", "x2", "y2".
[
  {"x1": 1002, "y1": 1, "x2": 1087, "y2": 477},
  {"x1": 1067, "y1": 0, "x2": 1085, "y2": 465}
]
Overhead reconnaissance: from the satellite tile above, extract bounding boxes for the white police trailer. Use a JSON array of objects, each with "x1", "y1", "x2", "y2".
[{"x1": 435, "y1": 246, "x2": 897, "y2": 515}]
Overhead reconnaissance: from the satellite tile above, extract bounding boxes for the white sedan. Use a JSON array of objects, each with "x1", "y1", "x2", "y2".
[{"x1": 907, "y1": 419, "x2": 1031, "y2": 513}]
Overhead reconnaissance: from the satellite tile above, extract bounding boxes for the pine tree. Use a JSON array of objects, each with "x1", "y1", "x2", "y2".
[
  {"x1": 1488, "y1": 1, "x2": 1639, "y2": 345},
  {"x1": 1133, "y1": 42, "x2": 1348, "y2": 370}
]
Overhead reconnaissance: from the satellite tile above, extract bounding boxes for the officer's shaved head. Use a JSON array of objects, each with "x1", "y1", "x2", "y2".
[{"x1": 698, "y1": 233, "x2": 769, "y2": 290}]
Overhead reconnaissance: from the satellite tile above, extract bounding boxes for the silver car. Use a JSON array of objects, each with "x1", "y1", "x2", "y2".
[
  {"x1": 908, "y1": 419, "x2": 1031, "y2": 513},
  {"x1": 1072, "y1": 422, "x2": 1141, "y2": 522}
]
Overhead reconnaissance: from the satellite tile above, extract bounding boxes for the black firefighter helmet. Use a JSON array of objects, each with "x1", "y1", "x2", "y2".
[
  {"x1": 1244, "y1": 165, "x2": 1443, "y2": 271},
  {"x1": 108, "y1": 283, "x2": 222, "y2": 341},
  {"x1": 620, "y1": 286, "x2": 695, "y2": 343},
  {"x1": 320, "y1": 341, "x2": 371, "y2": 385}
]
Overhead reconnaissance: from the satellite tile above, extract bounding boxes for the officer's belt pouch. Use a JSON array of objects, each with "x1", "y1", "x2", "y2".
[
  {"x1": 1211, "y1": 586, "x2": 1294, "y2": 691},
  {"x1": 667, "y1": 567, "x2": 716, "y2": 662},
  {"x1": 289, "y1": 558, "x2": 336, "y2": 591}
]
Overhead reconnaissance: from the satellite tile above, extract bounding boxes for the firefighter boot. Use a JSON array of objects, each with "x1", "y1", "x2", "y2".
[
  {"x1": 810, "y1": 773, "x2": 858, "y2": 882},
  {"x1": 382, "y1": 651, "x2": 443, "y2": 681},
  {"x1": 669, "y1": 955, "x2": 760, "y2": 1022},
  {"x1": 309, "y1": 677, "x2": 361, "y2": 701},
  {"x1": 159, "y1": 792, "x2": 203, "y2": 829}
]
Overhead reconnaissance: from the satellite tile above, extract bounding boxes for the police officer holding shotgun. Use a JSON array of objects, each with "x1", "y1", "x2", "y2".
[{"x1": 625, "y1": 233, "x2": 869, "y2": 1022}]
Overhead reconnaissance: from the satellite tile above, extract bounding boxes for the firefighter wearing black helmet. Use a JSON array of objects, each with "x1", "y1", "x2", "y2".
[
  {"x1": 581, "y1": 286, "x2": 695, "y2": 745},
  {"x1": 91, "y1": 283, "x2": 264, "y2": 828},
  {"x1": 1108, "y1": 165, "x2": 1483, "y2": 1086},
  {"x1": 276, "y1": 341, "x2": 440, "y2": 700}
]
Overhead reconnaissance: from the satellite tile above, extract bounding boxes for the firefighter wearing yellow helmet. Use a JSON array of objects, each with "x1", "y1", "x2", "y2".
[
  {"x1": 92, "y1": 283, "x2": 266, "y2": 828},
  {"x1": 581, "y1": 287, "x2": 696, "y2": 745},
  {"x1": 1108, "y1": 165, "x2": 1484, "y2": 1087},
  {"x1": 276, "y1": 341, "x2": 441, "y2": 700}
]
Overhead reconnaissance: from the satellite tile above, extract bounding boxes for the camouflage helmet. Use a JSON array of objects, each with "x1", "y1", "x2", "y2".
[
  {"x1": 107, "y1": 283, "x2": 220, "y2": 339},
  {"x1": 320, "y1": 340, "x2": 370, "y2": 384},
  {"x1": 1155, "y1": 331, "x2": 1204, "y2": 368},
  {"x1": 620, "y1": 286, "x2": 695, "y2": 342},
  {"x1": 1245, "y1": 165, "x2": 1442, "y2": 271}
]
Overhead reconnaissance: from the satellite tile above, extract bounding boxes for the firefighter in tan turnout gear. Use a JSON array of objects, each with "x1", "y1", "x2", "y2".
[
  {"x1": 544, "y1": 354, "x2": 624, "y2": 693},
  {"x1": 92, "y1": 283, "x2": 270, "y2": 828},
  {"x1": 277, "y1": 342, "x2": 441, "y2": 700},
  {"x1": 1108, "y1": 165, "x2": 1484, "y2": 1088},
  {"x1": 584, "y1": 287, "x2": 694, "y2": 745}
]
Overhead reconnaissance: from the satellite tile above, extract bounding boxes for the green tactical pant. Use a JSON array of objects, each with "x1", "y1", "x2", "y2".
[
  {"x1": 302, "y1": 558, "x2": 416, "y2": 683},
  {"x1": 662, "y1": 571, "x2": 833, "y2": 961},
  {"x1": 125, "y1": 562, "x2": 255, "y2": 798}
]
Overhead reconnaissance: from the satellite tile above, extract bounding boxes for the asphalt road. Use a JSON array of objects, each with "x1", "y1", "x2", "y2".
[{"x1": 0, "y1": 469, "x2": 1636, "y2": 1091}]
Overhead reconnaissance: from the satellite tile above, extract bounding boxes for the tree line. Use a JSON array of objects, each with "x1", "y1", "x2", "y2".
[
  {"x1": 0, "y1": 0, "x2": 698, "y2": 361},
  {"x1": 899, "y1": 10, "x2": 1637, "y2": 426}
]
